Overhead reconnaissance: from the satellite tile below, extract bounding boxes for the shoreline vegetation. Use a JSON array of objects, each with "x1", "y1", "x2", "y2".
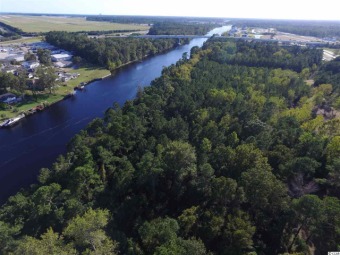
[
  {"x1": 0, "y1": 21, "x2": 213, "y2": 125},
  {"x1": 0, "y1": 40, "x2": 186, "y2": 123},
  {"x1": 1, "y1": 14, "x2": 340, "y2": 254},
  {"x1": 0, "y1": 64, "x2": 111, "y2": 121},
  {"x1": 1, "y1": 37, "x2": 339, "y2": 255}
]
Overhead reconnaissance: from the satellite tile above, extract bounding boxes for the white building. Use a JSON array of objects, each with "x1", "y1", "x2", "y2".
[
  {"x1": 51, "y1": 53, "x2": 72, "y2": 62},
  {"x1": 54, "y1": 61, "x2": 72, "y2": 68},
  {"x1": 22, "y1": 61, "x2": 40, "y2": 70}
]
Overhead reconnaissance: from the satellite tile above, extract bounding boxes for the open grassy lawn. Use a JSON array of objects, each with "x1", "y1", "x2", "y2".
[
  {"x1": 0, "y1": 64, "x2": 111, "y2": 120},
  {"x1": 0, "y1": 15, "x2": 150, "y2": 33},
  {"x1": 0, "y1": 93, "x2": 64, "y2": 120},
  {"x1": 0, "y1": 36, "x2": 43, "y2": 45},
  {"x1": 63, "y1": 65, "x2": 111, "y2": 88}
]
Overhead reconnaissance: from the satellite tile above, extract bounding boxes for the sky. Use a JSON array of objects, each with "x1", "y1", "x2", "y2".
[{"x1": 0, "y1": 0, "x2": 340, "y2": 20}]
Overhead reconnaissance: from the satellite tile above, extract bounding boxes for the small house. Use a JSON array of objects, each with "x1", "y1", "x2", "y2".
[
  {"x1": 51, "y1": 53, "x2": 72, "y2": 62},
  {"x1": 53, "y1": 60, "x2": 72, "y2": 68},
  {"x1": 22, "y1": 61, "x2": 40, "y2": 70}
]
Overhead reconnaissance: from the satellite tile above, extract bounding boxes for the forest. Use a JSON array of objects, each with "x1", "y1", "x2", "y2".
[
  {"x1": 86, "y1": 15, "x2": 226, "y2": 26},
  {"x1": 86, "y1": 16, "x2": 222, "y2": 36},
  {"x1": 45, "y1": 31, "x2": 189, "y2": 70},
  {"x1": 0, "y1": 39, "x2": 339, "y2": 255},
  {"x1": 204, "y1": 39, "x2": 323, "y2": 72},
  {"x1": 147, "y1": 22, "x2": 217, "y2": 35}
]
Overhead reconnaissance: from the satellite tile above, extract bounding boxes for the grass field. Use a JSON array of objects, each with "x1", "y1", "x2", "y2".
[
  {"x1": 0, "y1": 15, "x2": 150, "y2": 33},
  {"x1": 63, "y1": 65, "x2": 111, "y2": 88},
  {"x1": 0, "y1": 36, "x2": 43, "y2": 45}
]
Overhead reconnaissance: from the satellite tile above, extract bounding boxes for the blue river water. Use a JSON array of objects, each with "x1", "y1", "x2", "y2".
[{"x1": 0, "y1": 26, "x2": 231, "y2": 204}]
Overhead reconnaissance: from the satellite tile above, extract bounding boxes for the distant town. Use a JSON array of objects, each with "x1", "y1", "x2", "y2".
[
  {"x1": 0, "y1": 41, "x2": 75, "y2": 78},
  {"x1": 228, "y1": 25, "x2": 339, "y2": 47},
  {"x1": 0, "y1": 40, "x2": 82, "y2": 127}
]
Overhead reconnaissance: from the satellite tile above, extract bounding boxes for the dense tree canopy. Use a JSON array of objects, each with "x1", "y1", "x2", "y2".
[
  {"x1": 0, "y1": 38, "x2": 339, "y2": 255},
  {"x1": 148, "y1": 22, "x2": 217, "y2": 35},
  {"x1": 37, "y1": 48, "x2": 52, "y2": 66},
  {"x1": 86, "y1": 15, "x2": 225, "y2": 26},
  {"x1": 0, "y1": 71, "x2": 27, "y2": 96},
  {"x1": 204, "y1": 39, "x2": 323, "y2": 72},
  {"x1": 45, "y1": 31, "x2": 189, "y2": 70}
]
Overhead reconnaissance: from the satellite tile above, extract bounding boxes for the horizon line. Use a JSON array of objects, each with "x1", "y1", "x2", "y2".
[{"x1": 1, "y1": 12, "x2": 340, "y2": 22}]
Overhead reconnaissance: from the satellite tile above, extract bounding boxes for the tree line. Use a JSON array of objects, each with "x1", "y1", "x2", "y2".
[
  {"x1": 315, "y1": 56, "x2": 340, "y2": 109},
  {"x1": 204, "y1": 38, "x2": 323, "y2": 72},
  {"x1": 0, "y1": 21, "x2": 22, "y2": 41},
  {"x1": 86, "y1": 15, "x2": 226, "y2": 26},
  {"x1": 0, "y1": 40, "x2": 339, "y2": 255},
  {"x1": 148, "y1": 22, "x2": 217, "y2": 35},
  {"x1": 45, "y1": 31, "x2": 189, "y2": 71}
]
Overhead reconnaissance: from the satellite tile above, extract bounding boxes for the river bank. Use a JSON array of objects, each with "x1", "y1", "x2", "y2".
[
  {"x1": 0, "y1": 25, "x2": 231, "y2": 204},
  {"x1": 0, "y1": 42, "x2": 187, "y2": 124},
  {"x1": 0, "y1": 65, "x2": 111, "y2": 122}
]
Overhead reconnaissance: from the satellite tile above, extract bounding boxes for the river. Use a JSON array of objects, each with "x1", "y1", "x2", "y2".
[{"x1": 0, "y1": 26, "x2": 231, "y2": 204}]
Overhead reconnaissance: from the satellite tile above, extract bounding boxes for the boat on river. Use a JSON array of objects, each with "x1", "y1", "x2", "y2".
[
  {"x1": 0, "y1": 119, "x2": 10, "y2": 127},
  {"x1": 0, "y1": 114, "x2": 25, "y2": 128}
]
